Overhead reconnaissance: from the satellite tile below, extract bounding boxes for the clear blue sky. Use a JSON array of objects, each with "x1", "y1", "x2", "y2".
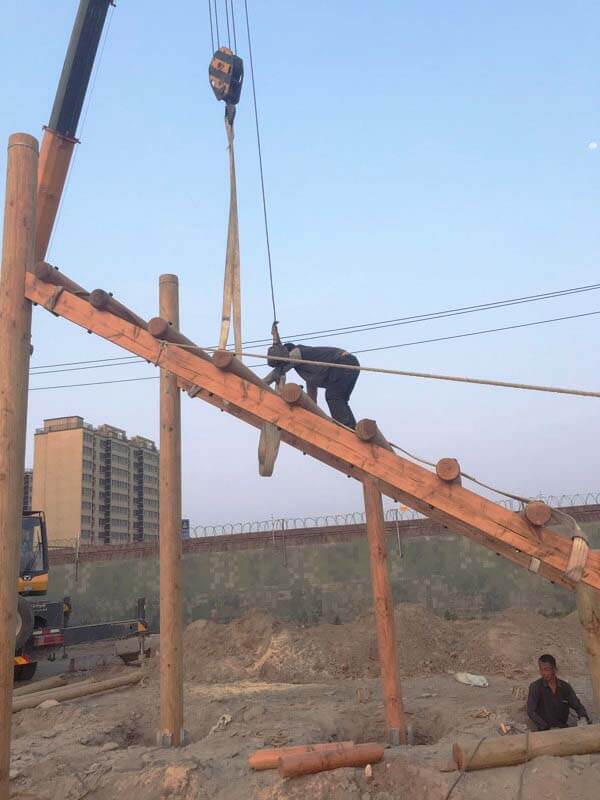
[{"x1": 1, "y1": 1, "x2": 599, "y2": 526}]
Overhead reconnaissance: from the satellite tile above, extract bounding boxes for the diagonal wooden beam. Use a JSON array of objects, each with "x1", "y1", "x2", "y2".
[{"x1": 25, "y1": 272, "x2": 600, "y2": 592}]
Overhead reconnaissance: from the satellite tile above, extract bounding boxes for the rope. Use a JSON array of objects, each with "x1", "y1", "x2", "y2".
[
  {"x1": 213, "y1": 0, "x2": 221, "y2": 45},
  {"x1": 217, "y1": 116, "x2": 242, "y2": 358},
  {"x1": 206, "y1": 348, "x2": 600, "y2": 400},
  {"x1": 444, "y1": 737, "x2": 486, "y2": 800},
  {"x1": 230, "y1": 0, "x2": 238, "y2": 52},
  {"x1": 244, "y1": 0, "x2": 278, "y2": 323},
  {"x1": 224, "y1": 0, "x2": 231, "y2": 48}
]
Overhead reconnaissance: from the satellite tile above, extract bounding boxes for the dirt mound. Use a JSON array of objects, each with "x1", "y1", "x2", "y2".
[
  {"x1": 176, "y1": 603, "x2": 588, "y2": 684},
  {"x1": 456, "y1": 608, "x2": 586, "y2": 678}
]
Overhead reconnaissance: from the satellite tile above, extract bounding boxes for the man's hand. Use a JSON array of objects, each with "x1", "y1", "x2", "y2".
[{"x1": 263, "y1": 369, "x2": 278, "y2": 386}]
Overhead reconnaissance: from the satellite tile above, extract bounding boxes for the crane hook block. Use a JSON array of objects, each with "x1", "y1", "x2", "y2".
[{"x1": 209, "y1": 48, "x2": 244, "y2": 105}]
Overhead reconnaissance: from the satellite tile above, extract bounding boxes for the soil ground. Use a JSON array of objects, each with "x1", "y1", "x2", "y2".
[{"x1": 9, "y1": 604, "x2": 599, "y2": 799}]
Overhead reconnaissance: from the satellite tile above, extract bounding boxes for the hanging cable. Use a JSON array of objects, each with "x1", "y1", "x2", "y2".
[
  {"x1": 244, "y1": 0, "x2": 278, "y2": 323},
  {"x1": 230, "y1": 0, "x2": 238, "y2": 52},
  {"x1": 208, "y1": 0, "x2": 215, "y2": 51},
  {"x1": 224, "y1": 0, "x2": 232, "y2": 48},
  {"x1": 213, "y1": 0, "x2": 221, "y2": 46}
]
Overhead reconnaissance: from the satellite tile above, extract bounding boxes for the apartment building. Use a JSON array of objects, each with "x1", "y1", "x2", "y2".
[
  {"x1": 23, "y1": 469, "x2": 33, "y2": 512},
  {"x1": 32, "y1": 416, "x2": 159, "y2": 544}
]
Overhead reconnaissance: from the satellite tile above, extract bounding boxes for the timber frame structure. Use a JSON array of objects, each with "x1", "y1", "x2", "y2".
[{"x1": 1, "y1": 3, "x2": 600, "y2": 797}]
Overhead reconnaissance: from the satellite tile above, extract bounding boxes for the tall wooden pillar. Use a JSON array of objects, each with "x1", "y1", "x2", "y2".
[
  {"x1": 158, "y1": 274, "x2": 185, "y2": 747},
  {"x1": 0, "y1": 133, "x2": 38, "y2": 798},
  {"x1": 362, "y1": 479, "x2": 407, "y2": 745},
  {"x1": 576, "y1": 583, "x2": 600, "y2": 714}
]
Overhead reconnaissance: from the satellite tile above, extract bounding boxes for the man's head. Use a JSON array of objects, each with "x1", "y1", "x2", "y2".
[
  {"x1": 538, "y1": 653, "x2": 557, "y2": 681},
  {"x1": 267, "y1": 343, "x2": 293, "y2": 368}
]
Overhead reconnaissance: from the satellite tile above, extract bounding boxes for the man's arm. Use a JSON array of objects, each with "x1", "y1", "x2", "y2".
[
  {"x1": 527, "y1": 682, "x2": 550, "y2": 730},
  {"x1": 566, "y1": 683, "x2": 591, "y2": 721}
]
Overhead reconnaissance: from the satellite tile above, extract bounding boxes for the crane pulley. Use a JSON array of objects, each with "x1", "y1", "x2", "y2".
[{"x1": 209, "y1": 47, "x2": 244, "y2": 122}]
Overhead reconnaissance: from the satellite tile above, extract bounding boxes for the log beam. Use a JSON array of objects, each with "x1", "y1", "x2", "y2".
[{"x1": 23, "y1": 274, "x2": 600, "y2": 593}]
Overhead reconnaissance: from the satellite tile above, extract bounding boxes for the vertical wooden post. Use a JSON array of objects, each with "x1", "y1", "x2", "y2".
[
  {"x1": 576, "y1": 583, "x2": 600, "y2": 714},
  {"x1": 0, "y1": 133, "x2": 38, "y2": 799},
  {"x1": 362, "y1": 479, "x2": 407, "y2": 745},
  {"x1": 158, "y1": 274, "x2": 185, "y2": 747}
]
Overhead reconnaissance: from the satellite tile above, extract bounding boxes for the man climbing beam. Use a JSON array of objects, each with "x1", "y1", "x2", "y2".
[{"x1": 265, "y1": 343, "x2": 360, "y2": 428}]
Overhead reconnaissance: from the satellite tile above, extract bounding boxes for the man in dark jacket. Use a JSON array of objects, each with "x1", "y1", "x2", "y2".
[
  {"x1": 527, "y1": 653, "x2": 591, "y2": 730},
  {"x1": 265, "y1": 343, "x2": 360, "y2": 428}
]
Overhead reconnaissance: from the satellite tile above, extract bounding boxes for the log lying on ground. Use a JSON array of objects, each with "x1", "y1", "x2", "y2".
[
  {"x1": 13, "y1": 672, "x2": 141, "y2": 713},
  {"x1": 13, "y1": 675, "x2": 67, "y2": 697},
  {"x1": 279, "y1": 742, "x2": 384, "y2": 778},
  {"x1": 249, "y1": 741, "x2": 354, "y2": 771},
  {"x1": 452, "y1": 724, "x2": 600, "y2": 772}
]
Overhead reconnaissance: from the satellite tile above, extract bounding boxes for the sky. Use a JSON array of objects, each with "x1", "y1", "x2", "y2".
[{"x1": 1, "y1": 1, "x2": 599, "y2": 528}]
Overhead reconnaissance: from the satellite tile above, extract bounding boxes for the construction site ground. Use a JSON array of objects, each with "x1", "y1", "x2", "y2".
[{"x1": 10, "y1": 604, "x2": 599, "y2": 800}]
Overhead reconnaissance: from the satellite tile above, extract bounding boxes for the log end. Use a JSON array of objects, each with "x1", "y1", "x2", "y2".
[
  {"x1": 89, "y1": 288, "x2": 110, "y2": 310},
  {"x1": 452, "y1": 742, "x2": 465, "y2": 771},
  {"x1": 356, "y1": 418, "x2": 378, "y2": 442},
  {"x1": 148, "y1": 316, "x2": 170, "y2": 339},
  {"x1": 34, "y1": 261, "x2": 55, "y2": 281},
  {"x1": 280, "y1": 383, "x2": 304, "y2": 405},
  {"x1": 212, "y1": 350, "x2": 235, "y2": 370},
  {"x1": 524, "y1": 501, "x2": 552, "y2": 527},
  {"x1": 436, "y1": 458, "x2": 461, "y2": 483}
]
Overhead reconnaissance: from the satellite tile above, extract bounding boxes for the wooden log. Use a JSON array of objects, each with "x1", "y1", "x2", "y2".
[
  {"x1": 13, "y1": 672, "x2": 141, "y2": 713},
  {"x1": 158, "y1": 274, "x2": 184, "y2": 748},
  {"x1": 363, "y1": 480, "x2": 406, "y2": 745},
  {"x1": 280, "y1": 383, "x2": 329, "y2": 419},
  {"x1": 147, "y1": 316, "x2": 210, "y2": 361},
  {"x1": 12, "y1": 679, "x2": 94, "y2": 706},
  {"x1": 212, "y1": 350, "x2": 274, "y2": 392},
  {"x1": 258, "y1": 422, "x2": 281, "y2": 477},
  {"x1": 279, "y1": 742, "x2": 384, "y2": 778},
  {"x1": 249, "y1": 741, "x2": 354, "y2": 771},
  {"x1": 356, "y1": 419, "x2": 394, "y2": 452},
  {"x1": 452, "y1": 724, "x2": 600, "y2": 772},
  {"x1": 524, "y1": 501, "x2": 552, "y2": 527},
  {"x1": 436, "y1": 458, "x2": 461, "y2": 484},
  {"x1": 23, "y1": 273, "x2": 600, "y2": 593},
  {"x1": 576, "y1": 582, "x2": 600, "y2": 714},
  {"x1": 35, "y1": 128, "x2": 76, "y2": 262},
  {"x1": 13, "y1": 675, "x2": 67, "y2": 697},
  {"x1": 89, "y1": 289, "x2": 148, "y2": 330},
  {"x1": 0, "y1": 132, "x2": 38, "y2": 798},
  {"x1": 34, "y1": 261, "x2": 89, "y2": 298}
]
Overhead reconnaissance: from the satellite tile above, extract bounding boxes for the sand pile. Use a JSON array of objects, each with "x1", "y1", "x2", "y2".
[{"x1": 176, "y1": 604, "x2": 587, "y2": 684}]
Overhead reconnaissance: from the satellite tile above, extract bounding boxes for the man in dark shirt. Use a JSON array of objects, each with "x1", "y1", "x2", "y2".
[
  {"x1": 265, "y1": 343, "x2": 360, "y2": 429},
  {"x1": 527, "y1": 653, "x2": 590, "y2": 730}
]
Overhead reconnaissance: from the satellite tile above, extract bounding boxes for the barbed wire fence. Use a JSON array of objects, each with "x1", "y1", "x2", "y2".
[{"x1": 46, "y1": 491, "x2": 600, "y2": 552}]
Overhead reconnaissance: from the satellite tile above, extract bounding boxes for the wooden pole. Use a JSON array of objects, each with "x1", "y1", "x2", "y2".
[
  {"x1": 362, "y1": 479, "x2": 406, "y2": 745},
  {"x1": 576, "y1": 582, "x2": 600, "y2": 714},
  {"x1": 12, "y1": 672, "x2": 140, "y2": 713},
  {"x1": 279, "y1": 742, "x2": 384, "y2": 778},
  {"x1": 0, "y1": 132, "x2": 38, "y2": 800},
  {"x1": 158, "y1": 274, "x2": 185, "y2": 747},
  {"x1": 453, "y1": 723, "x2": 600, "y2": 771}
]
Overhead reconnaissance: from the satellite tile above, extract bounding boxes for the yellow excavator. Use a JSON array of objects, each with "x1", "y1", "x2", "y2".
[
  {"x1": 15, "y1": 511, "x2": 148, "y2": 682},
  {"x1": 15, "y1": 512, "x2": 64, "y2": 681}
]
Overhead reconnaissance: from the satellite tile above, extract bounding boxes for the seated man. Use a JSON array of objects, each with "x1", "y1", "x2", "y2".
[
  {"x1": 527, "y1": 653, "x2": 590, "y2": 730},
  {"x1": 265, "y1": 343, "x2": 360, "y2": 429}
]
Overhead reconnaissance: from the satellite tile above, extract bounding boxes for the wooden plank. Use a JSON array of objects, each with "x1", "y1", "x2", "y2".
[{"x1": 24, "y1": 274, "x2": 600, "y2": 592}]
